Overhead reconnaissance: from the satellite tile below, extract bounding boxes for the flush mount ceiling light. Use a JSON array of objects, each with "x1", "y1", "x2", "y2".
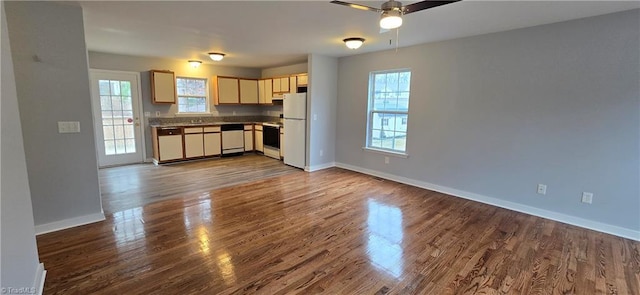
[
  {"x1": 208, "y1": 52, "x2": 225, "y2": 61},
  {"x1": 379, "y1": 9, "x2": 403, "y2": 29},
  {"x1": 188, "y1": 60, "x2": 202, "y2": 68},
  {"x1": 343, "y1": 37, "x2": 365, "y2": 49}
]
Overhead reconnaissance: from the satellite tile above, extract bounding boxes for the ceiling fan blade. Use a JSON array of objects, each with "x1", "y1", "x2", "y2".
[
  {"x1": 403, "y1": 0, "x2": 461, "y2": 14},
  {"x1": 330, "y1": 1, "x2": 382, "y2": 13}
]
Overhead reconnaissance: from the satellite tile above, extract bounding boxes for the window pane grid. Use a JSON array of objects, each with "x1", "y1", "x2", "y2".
[
  {"x1": 177, "y1": 77, "x2": 207, "y2": 113},
  {"x1": 367, "y1": 70, "x2": 411, "y2": 153},
  {"x1": 98, "y1": 79, "x2": 136, "y2": 155}
]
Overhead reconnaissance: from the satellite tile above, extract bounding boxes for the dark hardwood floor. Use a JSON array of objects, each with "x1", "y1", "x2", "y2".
[
  {"x1": 99, "y1": 154, "x2": 299, "y2": 213},
  {"x1": 38, "y1": 164, "x2": 639, "y2": 294}
]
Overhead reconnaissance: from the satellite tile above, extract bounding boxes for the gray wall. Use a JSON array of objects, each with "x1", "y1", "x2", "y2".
[
  {"x1": 6, "y1": 1, "x2": 103, "y2": 226},
  {"x1": 1, "y1": 3, "x2": 42, "y2": 290},
  {"x1": 88, "y1": 51, "x2": 264, "y2": 158},
  {"x1": 261, "y1": 62, "x2": 308, "y2": 78},
  {"x1": 336, "y1": 10, "x2": 640, "y2": 232},
  {"x1": 308, "y1": 54, "x2": 338, "y2": 168}
]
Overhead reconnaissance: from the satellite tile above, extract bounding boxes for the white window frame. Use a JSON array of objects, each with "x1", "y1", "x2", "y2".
[
  {"x1": 176, "y1": 77, "x2": 209, "y2": 114},
  {"x1": 364, "y1": 69, "x2": 411, "y2": 157}
]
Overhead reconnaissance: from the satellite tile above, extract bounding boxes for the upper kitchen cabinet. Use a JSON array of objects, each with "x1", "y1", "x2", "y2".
[
  {"x1": 264, "y1": 79, "x2": 273, "y2": 104},
  {"x1": 272, "y1": 77, "x2": 289, "y2": 94},
  {"x1": 259, "y1": 78, "x2": 273, "y2": 104},
  {"x1": 150, "y1": 70, "x2": 176, "y2": 104},
  {"x1": 239, "y1": 79, "x2": 259, "y2": 104},
  {"x1": 258, "y1": 79, "x2": 274, "y2": 104},
  {"x1": 297, "y1": 74, "x2": 308, "y2": 86},
  {"x1": 280, "y1": 76, "x2": 289, "y2": 93},
  {"x1": 213, "y1": 76, "x2": 240, "y2": 105},
  {"x1": 289, "y1": 76, "x2": 297, "y2": 94}
]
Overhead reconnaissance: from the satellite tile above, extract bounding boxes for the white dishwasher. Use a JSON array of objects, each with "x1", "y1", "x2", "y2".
[{"x1": 221, "y1": 124, "x2": 245, "y2": 156}]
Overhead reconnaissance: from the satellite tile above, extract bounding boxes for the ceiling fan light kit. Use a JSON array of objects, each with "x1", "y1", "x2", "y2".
[
  {"x1": 208, "y1": 52, "x2": 225, "y2": 61},
  {"x1": 380, "y1": 10, "x2": 403, "y2": 29},
  {"x1": 343, "y1": 37, "x2": 365, "y2": 49},
  {"x1": 331, "y1": 0, "x2": 460, "y2": 30}
]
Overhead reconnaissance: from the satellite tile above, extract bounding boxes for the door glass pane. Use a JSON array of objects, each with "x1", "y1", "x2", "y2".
[
  {"x1": 98, "y1": 79, "x2": 136, "y2": 155},
  {"x1": 105, "y1": 140, "x2": 116, "y2": 155},
  {"x1": 124, "y1": 125, "x2": 134, "y2": 139},
  {"x1": 115, "y1": 139, "x2": 126, "y2": 154},
  {"x1": 125, "y1": 139, "x2": 136, "y2": 153},
  {"x1": 103, "y1": 126, "x2": 114, "y2": 140}
]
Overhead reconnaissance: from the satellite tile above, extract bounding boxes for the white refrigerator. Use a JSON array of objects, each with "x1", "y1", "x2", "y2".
[{"x1": 283, "y1": 93, "x2": 306, "y2": 169}]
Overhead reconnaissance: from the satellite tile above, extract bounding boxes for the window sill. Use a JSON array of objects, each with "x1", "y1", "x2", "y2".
[{"x1": 362, "y1": 147, "x2": 409, "y2": 158}]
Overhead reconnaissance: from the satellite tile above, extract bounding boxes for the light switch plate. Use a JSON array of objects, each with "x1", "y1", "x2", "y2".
[
  {"x1": 58, "y1": 121, "x2": 80, "y2": 133},
  {"x1": 582, "y1": 192, "x2": 593, "y2": 204}
]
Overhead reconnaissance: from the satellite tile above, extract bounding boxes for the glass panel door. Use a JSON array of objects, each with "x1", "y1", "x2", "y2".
[{"x1": 90, "y1": 71, "x2": 144, "y2": 167}]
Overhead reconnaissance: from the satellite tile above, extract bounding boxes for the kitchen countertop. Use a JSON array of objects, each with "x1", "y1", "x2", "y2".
[{"x1": 150, "y1": 121, "x2": 283, "y2": 128}]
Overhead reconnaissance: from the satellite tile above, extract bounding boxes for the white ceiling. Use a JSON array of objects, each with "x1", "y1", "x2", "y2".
[{"x1": 78, "y1": 0, "x2": 640, "y2": 69}]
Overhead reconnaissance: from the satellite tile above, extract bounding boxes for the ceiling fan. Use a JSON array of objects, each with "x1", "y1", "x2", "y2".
[{"x1": 330, "y1": 0, "x2": 461, "y2": 30}]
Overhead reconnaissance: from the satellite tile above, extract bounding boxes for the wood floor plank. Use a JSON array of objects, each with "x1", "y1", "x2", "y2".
[{"x1": 36, "y1": 162, "x2": 640, "y2": 294}]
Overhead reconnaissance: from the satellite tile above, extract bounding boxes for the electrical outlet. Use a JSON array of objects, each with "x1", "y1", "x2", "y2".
[
  {"x1": 155, "y1": 111, "x2": 160, "y2": 117},
  {"x1": 537, "y1": 184, "x2": 547, "y2": 195},
  {"x1": 384, "y1": 156, "x2": 389, "y2": 164},
  {"x1": 582, "y1": 192, "x2": 593, "y2": 204}
]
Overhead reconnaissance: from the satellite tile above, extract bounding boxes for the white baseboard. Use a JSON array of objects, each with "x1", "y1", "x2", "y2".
[
  {"x1": 35, "y1": 212, "x2": 106, "y2": 235},
  {"x1": 305, "y1": 162, "x2": 336, "y2": 172},
  {"x1": 33, "y1": 263, "x2": 46, "y2": 295},
  {"x1": 335, "y1": 162, "x2": 640, "y2": 241},
  {"x1": 145, "y1": 157, "x2": 154, "y2": 163}
]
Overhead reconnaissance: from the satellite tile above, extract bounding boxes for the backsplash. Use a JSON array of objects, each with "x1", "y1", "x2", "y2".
[{"x1": 148, "y1": 115, "x2": 282, "y2": 125}]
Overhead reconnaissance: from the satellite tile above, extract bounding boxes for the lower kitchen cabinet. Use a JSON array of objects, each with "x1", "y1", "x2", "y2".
[
  {"x1": 184, "y1": 127, "x2": 204, "y2": 158},
  {"x1": 244, "y1": 124, "x2": 254, "y2": 151},
  {"x1": 204, "y1": 127, "x2": 221, "y2": 156},
  {"x1": 255, "y1": 125, "x2": 263, "y2": 152}
]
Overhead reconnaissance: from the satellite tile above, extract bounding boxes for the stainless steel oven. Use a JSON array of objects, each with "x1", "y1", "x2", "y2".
[{"x1": 262, "y1": 123, "x2": 280, "y2": 159}]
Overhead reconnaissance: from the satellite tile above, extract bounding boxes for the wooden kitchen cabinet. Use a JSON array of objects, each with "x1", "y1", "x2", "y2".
[
  {"x1": 280, "y1": 77, "x2": 289, "y2": 93},
  {"x1": 152, "y1": 127, "x2": 184, "y2": 163},
  {"x1": 204, "y1": 126, "x2": 221, "y2": 156},
  {"x1": 150, "y1": 70, "x2": 176, "y2": 104},
  {"x1": 258, "y1": 80, "x2": 266, "y2": 104},
  {"x1": 297, "y1": 74, "x2": 308, "y2": 86},
  {"x1": 244, "y1": 124, "x2": 254, "y2": 151},
  {"x1": 184, "y1": 127, "x2": 204, "y2": 158},
  {"x1": 272, "y1": 77, "x2": 290, "y2": 94},
  {"x1": 214, "y1": 76, "x2": 240, "y2": 104},
  {"x1": 289, "y1": 76, "x2": 297, "y2": 94},
  {"x1": 265, "y1": 79, "x2": 273, "y2": 104},
  {"x1": 254, "y1": 124, "x2": 263, "y2": 152},
  {"x1": 239, "y1": 79, "x2": 259, "y2": 104}
]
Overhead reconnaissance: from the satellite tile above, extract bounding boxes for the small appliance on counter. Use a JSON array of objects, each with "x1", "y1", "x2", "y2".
[{"x1": 283, "y1": 93, "x2": 307, "y2": 169}]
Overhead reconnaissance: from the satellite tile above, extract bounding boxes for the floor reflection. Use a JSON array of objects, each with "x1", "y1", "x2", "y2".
[
  {"x1": 215, "y1": 249, "x2": 237, "y2": 285},
  {"x1": 112, "y1": 207, "x2": 146, "y2": 248},
  {"x1": 366, "y1": 199, "x2": 404, "y2": 278},
  {"x1": 183, "y1": 199, "x2": 213, "y2": 229}
]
